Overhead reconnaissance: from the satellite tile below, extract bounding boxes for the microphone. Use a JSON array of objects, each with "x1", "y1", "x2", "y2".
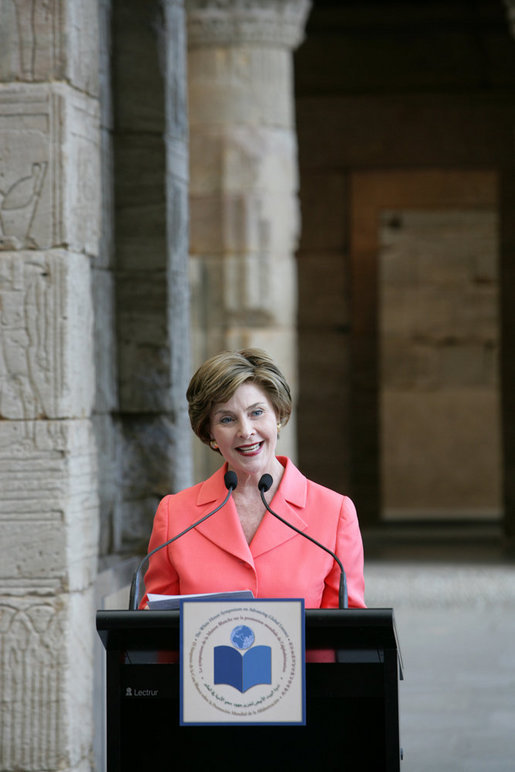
[
  {"x1": 258, "y1": 474, "x2": 348, "y2": 610},
  {"x1": 129, "y1": 471, "x2": 238, "y2": 610}
]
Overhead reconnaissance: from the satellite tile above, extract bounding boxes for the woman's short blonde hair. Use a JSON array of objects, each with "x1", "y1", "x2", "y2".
[{"x1": 187, "y1": 348, "x2": 292, "y2": 446}]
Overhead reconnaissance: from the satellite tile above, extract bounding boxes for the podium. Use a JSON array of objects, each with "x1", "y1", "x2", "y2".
[{"x1": 97, "y1": 608, "x2": 403, "y2": 770}]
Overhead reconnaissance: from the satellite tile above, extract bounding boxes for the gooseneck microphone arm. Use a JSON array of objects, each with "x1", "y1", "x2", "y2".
[
  {"x1": 258, "y1": 473, "x2": 348, "y2": 610},
  {"x1": 128, "y1": 471, "x2": 238, "y2": 610}
]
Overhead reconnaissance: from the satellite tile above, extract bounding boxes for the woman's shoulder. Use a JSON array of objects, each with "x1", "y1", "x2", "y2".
[
  {"x1": 280, "y1": 456, "x2": 352, "y2": 509},
  {"x1": 158, "y1": 480, "x2": 204, "y2": 508},
  {"x1": 302, "y1": 477, "x2": 358, "y2": 527},
  {"x1": 158, "y1": 465, "x2": 227, "y2": 506},
  {"x1": 305, "y1": 476, "x2": 350, "y2": 508}
]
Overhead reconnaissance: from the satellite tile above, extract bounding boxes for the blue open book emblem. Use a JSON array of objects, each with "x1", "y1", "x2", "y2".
[{"x1": 214, "y1": 625, "x2": 272, "y2": 692}]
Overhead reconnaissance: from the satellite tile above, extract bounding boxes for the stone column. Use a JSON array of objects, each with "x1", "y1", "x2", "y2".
[
  {"x1": 0, "y1": 3, "x2": 100, "y2": 770},
  {"x1": 186, "y1": 0, "x2": 311, "y2": 477},
  {"x1": 112, "y1": 0, "x2": 192, "y2": 554}
]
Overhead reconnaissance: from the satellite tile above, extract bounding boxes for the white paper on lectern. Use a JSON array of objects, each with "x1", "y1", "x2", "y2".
[{"x1": 147, "y1": 589, "x2": 254, "y2": 610}]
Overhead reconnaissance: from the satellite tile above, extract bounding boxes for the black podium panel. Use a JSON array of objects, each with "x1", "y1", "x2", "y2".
[
  {"x1": 119, "y1": 665, "x2": 386, "y2": 769},
  {"x1": 97, "y1": 608, "x2": 402, "y2": 771}
]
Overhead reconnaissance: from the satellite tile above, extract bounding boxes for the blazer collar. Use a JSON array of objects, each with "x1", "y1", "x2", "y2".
[
  {"x1": 194, "y1": 458, "x2": 309, "y2": 561},
  {"x1": 251, "y1": 457, "x2": 309, "y2": 557},
  {"x1": 195, "y1": 457, "x2": 307, "y2": 505},
  {"x1": 195, "y1": 464, "x2": 253, "y2": 564}
]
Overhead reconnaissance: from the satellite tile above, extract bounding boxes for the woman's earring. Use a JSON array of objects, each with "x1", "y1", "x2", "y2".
[
  {"x1": 277, "y1": 422, "x2": 282, "y2": 433},
  {"x1": 209, "y1": 439, "x2": 219, "y2": 451}
]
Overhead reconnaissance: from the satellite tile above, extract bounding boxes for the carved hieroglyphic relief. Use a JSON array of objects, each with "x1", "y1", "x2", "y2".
[
  {"x1": 0, "y1": 0, "x2": 58, "y2": 82},
  {"x1": 0, "y1": 0, "x2": 99, "y2": 94},
  {"x1": 0, "y1": 588, "x2": 97, "y2": 771},
  {"x1": 0, "y1": 88, "x2": 50, "y2": 248},
  {"x1": 0, "y1": 418, "x2": 98, "y2": 769},
  {"x1": 0, "y1": 161, "x2": 47, "y2": 248},
  {"x1": 0, "y1": 5, "x2": 101, "y2": 770},
  {"x1": 0, "y1": 600, "x2": 65, "y2": 770},
  {"x1": 0, "y1": 418, "x2": 99, "y2": 587},
  {"x1": 0, "y1": 251, "x2": 94, "y2": 419},
  {"x1": 0, "y1": 85, "x2": 100, "y2": 253}
]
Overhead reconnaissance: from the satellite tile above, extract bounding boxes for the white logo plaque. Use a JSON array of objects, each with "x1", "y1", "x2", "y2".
[{"x1": 180, "y1": 599, "x2": 305, "y2": 726}]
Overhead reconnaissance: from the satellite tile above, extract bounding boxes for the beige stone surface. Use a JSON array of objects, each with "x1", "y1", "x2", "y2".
[
  {"x1": 189, "y1": 48, "x2": 295, "y2": 127},
  {"x1": 379, "y1": 208, "x2": 501, "y2": 517},
  {"x1": 0, "y1": 417, "x2": 98, "y2": 769},
  {"x1": 0, "y1": 84, "x2": 100, "y2": 255},
  {"x1": 0, "y1": 0, "x2": 100, "y2": 95},
  {"x1": 0, "y1": 590, "x2": 97, "y2": 771},
  {"x1": 188, "y1": 2, "x2": 309, "y2": 478},
  {"x1": 382, "y1": 389, "x2": 502, "y2": 516},
  {"x1": 0, "y1": 250, "x2": 95, "y2": 420},
  {"x1": 0, "y1": 5, "x2": 102, "y2": 769},
  {"x1": 0, "y1": 419, "x2": 98, "y2": 585},
  {"x1": 186, "y1": 0, "x2": 311, "y2": 50}
]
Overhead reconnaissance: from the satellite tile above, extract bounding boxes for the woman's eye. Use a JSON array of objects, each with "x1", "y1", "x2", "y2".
[
  {"x1": 220, "y1": 416, "x2": 233, "y2": 424},
  {"x1": 251, "y1": 409, "x2": 264, "y2": 417}
]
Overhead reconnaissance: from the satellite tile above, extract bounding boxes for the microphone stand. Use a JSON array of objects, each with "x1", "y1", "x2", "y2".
[{"x1": 258, "y1": 474, "x2": 348, "y2": 610}]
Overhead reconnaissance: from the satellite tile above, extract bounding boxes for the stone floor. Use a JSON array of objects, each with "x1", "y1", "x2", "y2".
[{"x1": 363, "y1": 523, "x2": 515, "y2": 771}]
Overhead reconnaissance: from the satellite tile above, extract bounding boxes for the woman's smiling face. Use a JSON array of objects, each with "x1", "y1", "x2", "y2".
[{"x1": 209, "y1": 381, "x2": 279, "y2": 482}]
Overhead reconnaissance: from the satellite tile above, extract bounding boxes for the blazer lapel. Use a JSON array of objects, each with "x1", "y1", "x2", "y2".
[
  {"x1": 251, "y1": 458, "x2": 309, "y2": 558},
  {"x1": 194, "y1": 466, "x2": 254, "y2": 565}
]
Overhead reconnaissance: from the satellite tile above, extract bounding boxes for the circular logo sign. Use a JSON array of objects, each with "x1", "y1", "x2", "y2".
[{"x1": 185, "y1": 602, "x2": 300, "y2": 722}]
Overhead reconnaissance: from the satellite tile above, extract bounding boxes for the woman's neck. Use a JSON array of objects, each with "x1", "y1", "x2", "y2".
[
  {"x1": 229, "y1": 456, "x2": 285, "y2": 498},
  {"x1": 230, "y1": 457, "x2": 285, "y2": 544}
]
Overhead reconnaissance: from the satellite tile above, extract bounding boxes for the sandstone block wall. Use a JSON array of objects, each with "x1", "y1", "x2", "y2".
[
  {"x1": 295, "y1": 2, "x2": 515, "y2": 537},
  {"x1": 1, "y1": 2, "x2": 307, "y2": 767},
  {"x1": 0, "y1": 2, "x2": 101, "y2": 769},
  {"x1": 379, "y1": 208, "x2": 501, "y2": 517}
]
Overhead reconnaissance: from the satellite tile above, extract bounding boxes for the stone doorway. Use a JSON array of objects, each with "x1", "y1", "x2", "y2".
[{"x1": 350, "y1": 169, "x2": 502, "y2": 526}]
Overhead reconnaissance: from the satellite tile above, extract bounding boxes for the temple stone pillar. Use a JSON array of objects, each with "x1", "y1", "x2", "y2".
[
  {"x1": 186, "y1": 0, "x2": 311, "y2": 477},
  {"x1": 111, "y1": 0, "x2": 192, "y2": 553},
  {"x1": 0, "y1": 2, "x2": 100, "y2": 771}
]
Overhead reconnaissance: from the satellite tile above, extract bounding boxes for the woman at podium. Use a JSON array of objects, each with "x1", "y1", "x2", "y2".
[{"x1": 140, "y1": 348, "x2": 365, "y2": 609}]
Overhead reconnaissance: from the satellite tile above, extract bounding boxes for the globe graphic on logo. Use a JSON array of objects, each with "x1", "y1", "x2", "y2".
[{"x1": 230, "y1": 625, "x2": 255, "y2": 650}]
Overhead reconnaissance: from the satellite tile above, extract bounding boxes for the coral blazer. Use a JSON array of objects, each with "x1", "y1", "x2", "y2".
[{"x1": 141, "y1": 456, "x2": 365, "y2": 609}]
